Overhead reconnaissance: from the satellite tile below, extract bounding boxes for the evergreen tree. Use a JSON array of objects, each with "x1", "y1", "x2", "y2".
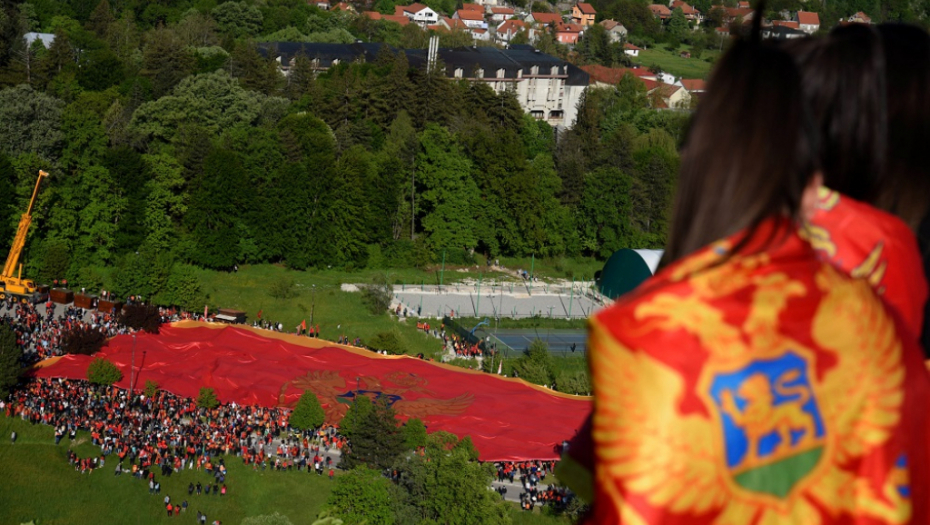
[
  {"x1": 0, "y1": 323, "x2": 22, "y2": 398},
  {"x1": 339, "y1": 394, "x2": 373, "y2": 437},
  {"x1": 290, "y1": 390, "x2": 326, "y2": 431},
  {"x1": 343, "y1": 396, "x2": 405, "y2": 470},
  {"x1": 140, "y1": 26, "x2": 195, "y2": 99},
  {"x1": 185, "y1": 148, "x2": 245, "y2": 270}
]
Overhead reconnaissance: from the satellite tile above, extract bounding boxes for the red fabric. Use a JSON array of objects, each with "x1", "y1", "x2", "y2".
[
  {"x1": 584, "y1": 219, "x2": 930, "y2": 524},
  {"x1": 29, "y1": 324, "x2": 589, "y2": 461},
  {"x1": 807, "y1": 189, "x2": 928, "y2": 338}
]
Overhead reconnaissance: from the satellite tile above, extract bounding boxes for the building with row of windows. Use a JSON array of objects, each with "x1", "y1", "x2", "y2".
[{"x1": 259, "y1": 42, "x2": 589, "y2": 127}]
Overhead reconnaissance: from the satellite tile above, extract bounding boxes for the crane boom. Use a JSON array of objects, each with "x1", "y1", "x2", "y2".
[{"x1": 2, "y1": 170, "x2": 47, "y2": 279}]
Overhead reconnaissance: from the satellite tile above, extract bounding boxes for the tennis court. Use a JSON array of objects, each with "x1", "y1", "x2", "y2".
[{"x1": 472, "y1": 327, "x2": 588, "y2": 357}]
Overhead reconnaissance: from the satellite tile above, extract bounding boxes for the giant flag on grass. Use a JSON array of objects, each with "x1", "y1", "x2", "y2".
[{"x1": 30, "y1": 322, "x2": 589, "y2": 461}]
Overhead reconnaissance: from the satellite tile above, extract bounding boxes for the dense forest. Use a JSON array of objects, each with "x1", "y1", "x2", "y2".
[{"x1": 0, "y1": 0, "x2": 684, "y2": 306}]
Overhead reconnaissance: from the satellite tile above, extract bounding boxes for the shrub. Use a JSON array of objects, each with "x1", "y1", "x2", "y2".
[
  {"x1": 360, "y1": 273, "x2": 392, "y2": 315},
  {"x1": 143, "y1": 379, "x2": 159, "y2": 398},
  {"x1": 87, "y1": 357, "x2": 123, "y2": 386},
  {"x1": 61, "y1": 326, "x2": 107, "y2": 355},
  {"x1": 269, "y1": 274, "x2": 298, "y2": 300},
  {"x1": 368, "y1": 330, "x2": 405, "y2": 355},
  {"x1": 197, "y1": 387, "x2": 220, "y2": 409}
]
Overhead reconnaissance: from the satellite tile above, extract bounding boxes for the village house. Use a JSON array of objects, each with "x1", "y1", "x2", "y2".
[
  {"x1": 331, "y1": 2, "x2": 355, "y2": 12},
  {"x1": 624, "y1": 43, "x2": 641, "y2": 56},
  {"x1": 494, "y1": 19, "x2": 528, "y2": 43},
  {"x1": 526, "y1": 11, "x2": 565, "y2": 25},
  {"x1": 313, "y1": 0, "x2": 330, "y2": 11},
  {"x1": 554, "y1": 22, "x2": 584, "y2": 44},
  {"x1": 670, "y1": 1, "x2": 702, "y2": 23},
  {"x1": 489, "y1": 6, "x2": 516, "y2": 22},
  {"x1": 572, "y1": 3, "x2": 597, "y2": 26},
  {"x1": 599, "y1": 19, "x2": 628, "y2": 42},
  {"x1": 797, "y1": 10, "x2": 820, "y2": 33},
  {"x1": 580, "y1": 64, "x2": 658, "y2": 87},
  {"x1": 454, "y1": 8, "x2": 488, "y2": 29},
  {"x1": 395, "y1": 3, "x2": 440, "y2": 26},
  {"x1": 847, "y1": 11, "x2": 872, "y2": 23},
  {"x1": 648, "y1": 4, "x2": 672, "y2": 20}
]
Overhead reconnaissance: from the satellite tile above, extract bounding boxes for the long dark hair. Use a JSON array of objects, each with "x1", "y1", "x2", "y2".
[
  {"x1": 662, "y1": 26, "x2": 818, "y2": 265},
  {"x1": 791, "y1": 24, "x2": 887, "y2": 203},
  {"x1": 876, "y1": 23, "x2": 930, "y2": 232}
]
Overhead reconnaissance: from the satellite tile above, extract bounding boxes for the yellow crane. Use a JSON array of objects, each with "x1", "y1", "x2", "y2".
[{"x1": 0, "y1": 170, "x2": 48, "y2": 301}]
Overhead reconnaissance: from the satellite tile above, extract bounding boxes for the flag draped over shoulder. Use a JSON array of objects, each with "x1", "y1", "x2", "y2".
[
  {"x1": 584, "y1": 219, "x2": 930, "y2": 525},
  {"x1": 803, "y1": 188, "x2": 928, "y2": 337}
]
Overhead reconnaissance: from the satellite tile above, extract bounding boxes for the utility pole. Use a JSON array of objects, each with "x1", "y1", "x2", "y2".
[
  {"x1": 310, "y1": 284, "x2": 316, "y2": 329},
  {"x1": 130, "y1": 333, "x2": 137, "y2": 393}
]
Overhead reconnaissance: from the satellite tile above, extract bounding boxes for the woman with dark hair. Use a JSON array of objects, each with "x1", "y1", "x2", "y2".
[
  {"x1": 579, "y1": 27, "x2": 930, "y2": 525},
  {"x1": 790, "y1": 24, "x2": 929, "y2": 344},
  {"x1": 877, "y1": 23, "x2": 930, "y2": 354}
]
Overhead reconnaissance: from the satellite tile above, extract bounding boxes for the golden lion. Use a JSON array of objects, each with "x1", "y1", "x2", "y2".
[{"x1": 720, "y1": 369, "x2": 817, "y2": 470}]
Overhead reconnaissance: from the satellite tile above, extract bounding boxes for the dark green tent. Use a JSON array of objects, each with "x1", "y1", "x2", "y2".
[{"x1": 597, "y1": 249, "x2": 663, "y2": 299}]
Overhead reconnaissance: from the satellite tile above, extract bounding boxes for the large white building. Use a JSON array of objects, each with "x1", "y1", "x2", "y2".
[{"x1": 261, "y1": 42, "x2": 589, "y2": 127}]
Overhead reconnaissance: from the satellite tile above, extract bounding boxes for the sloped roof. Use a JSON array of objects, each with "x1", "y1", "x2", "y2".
[
  {"x1": 530, "y1": 12, "x2": 564, "y2": 24},
  {"x1": 576, "y1": 2, "x2": 596, "y2": 14},
  {"x1": 681, "y1": 78, "x2": 706, "y2": 91},
  {"x1": 772, "y1": 20, "x2": 799, "y2": 28},
  {"x1": 456, "y1": 9, "x2": 485, "y2": 20},
  {"x1": 442, "y1": 16, "x2": 469, "y2": 29},
  {"x1": 797, "y1": 10, "x2": 820, "y2": 25},
  {"x1": 649, "y1": 4, "x2": 671, "y2": 16},
  {"x1": 671, "y1": 1, "x2": 699, "y2": 14},
  {"x1": 491, "y1": 7, "x2": 515, "y2": 14},
  {"x1": 496, "y1": 19, "x2": 526, "y2": 34},
  {"x1": 462, "y1": 2, "x2": 484, "y2": 11}
]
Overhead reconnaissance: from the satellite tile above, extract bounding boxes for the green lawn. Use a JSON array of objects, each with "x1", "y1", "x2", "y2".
[
  {"x1": 632, "y1": 45, "x2": 717, "y2": 79},
  {"x1": 197, "y1": 264, "x2": 448, "y2": 359},
  {"x1": 0, "y1": 415, "x2": 333, "y2": 525}
]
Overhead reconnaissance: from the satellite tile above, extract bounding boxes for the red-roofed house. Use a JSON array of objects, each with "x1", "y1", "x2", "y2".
[
  {"x1": 527, "y1": 12, "x2": 564, "y2": 25},
  {"x1": 441, "y1": 16, "x2": 469, "y2": 30},
  {"x1": 331, "y1": 2, "x2": 355, "y2": 12},
  {"x1": 649, "y1": 4, "x2": 672, "y2": 19},
  {"x1": 495, "y1": 19, "x2": 527, "y2": 42},
  {"x1": 681, "y1": 78, "x2": 706, "y2": 93},
  {"x1": 772, "y1": 20, "x2": 799, "y2": 28},
  {"x1": 490, "y1": 7, "x2": 515, "y2": 22},
  {"x1": 599, "y1": 19, "x2": 628, "y2": 42},
  {"x1": 454, "y1": 8, "x2": 487, "y2": 28},
  {"x1": 848, "y1": 11, "x2": 872, "y2": 23},
  {"x1": 624, "y1": 42, "x2": 641, "y2": 56},
  {"x1": 572, "y1": 3, "x2": 597, "y2": 26},
  {"x1": 555, "y1": 22, "x2": 583, "y2": 43},
  {"x1": 797, "y1": 11, "x2": 820, "y2": 33},
  {"x1": 737, "y1": 1, "x2": 750, "y2": 7},
  {"x1": 646, "y1": 81, "x2": 691, "y2": 108},
  {"x1": 462, "y1": 2, "x2": 484, "y2": 11},
  {"x1": 671, "y1": 1, "x2": 702, "y2": 23},
  {"x1": 384, "y1": 14, "x2": 412, "y2": 25},
  {"x1": 396, "y1": 3, "x2": 439, "y2": 25}
]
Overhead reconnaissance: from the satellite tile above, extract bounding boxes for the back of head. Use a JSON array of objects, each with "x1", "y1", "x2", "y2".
[
  {"x1": 876, "y1": 23, "x2": 930, "y2": 231},
  {"x1": 792, "y1": 24, "x2": 887, "y2": 203},
  {"x1": 663, "y1": 36, "x2": 817, "y2": 265}
]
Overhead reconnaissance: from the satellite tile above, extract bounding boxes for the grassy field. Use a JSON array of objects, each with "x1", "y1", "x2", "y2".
[
  {"x1": 197, "y1": 264, "x2": 448, "y2": 359},
  {"x1": 191, "y1": 258, "x2": 604, "y2": 361},
  {"x1": 632, "y1": 45, "x2": 717, "y2": 79},
  {"x1": 0, "y1": 415, "x2": 333, "y2": 525},
  {"x1": 1, "y1": 415, "x2": 576, "y2": 525}
]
